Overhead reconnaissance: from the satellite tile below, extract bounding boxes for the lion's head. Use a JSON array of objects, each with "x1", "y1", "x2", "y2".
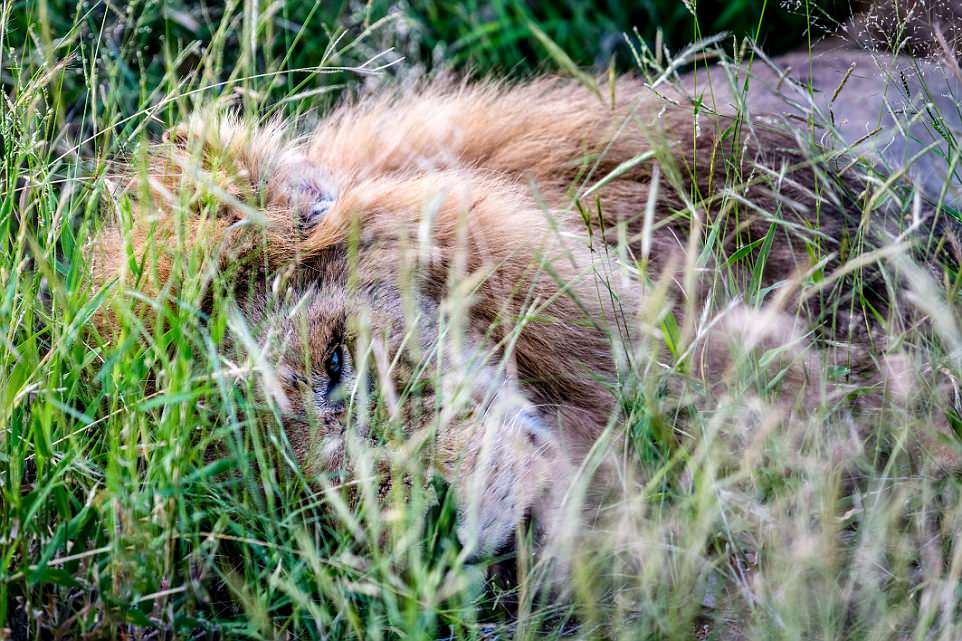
[{"x1": 90, "y1": 107, "x2": 606, "y2": 558}]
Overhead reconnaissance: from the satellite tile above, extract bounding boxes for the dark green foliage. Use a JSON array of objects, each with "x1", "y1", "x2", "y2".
[{"x1": 6, "y1": 0, "x2": 851, "y2": 131}]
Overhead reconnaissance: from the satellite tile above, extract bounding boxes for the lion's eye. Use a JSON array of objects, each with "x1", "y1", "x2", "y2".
[{"x1": 325, "y1": 345, "x2": 343, "y2": 385}]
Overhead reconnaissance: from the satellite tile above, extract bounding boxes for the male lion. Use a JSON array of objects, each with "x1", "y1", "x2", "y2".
[{"x1": 88, "y1": 4, "x2": 961, "y2": 559}]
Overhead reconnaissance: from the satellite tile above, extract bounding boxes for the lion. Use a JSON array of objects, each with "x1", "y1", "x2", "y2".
[{"x1": 86, "y1": 3, "x2": 961, "y2": 560}]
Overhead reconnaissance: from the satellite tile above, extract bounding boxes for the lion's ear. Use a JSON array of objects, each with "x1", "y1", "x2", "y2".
[
  {"x1": 271, "y1": 151, "x2": 338, "y2": 234},
  {"x1": 141, "y1": 111, "x2": 347, "y2": 271},
  {"x1": 146, "y1": 111, "x2": 289, "y2": 204},
  {"x1": 151, "y1": 112, "x2": 338, "y2": 232}
]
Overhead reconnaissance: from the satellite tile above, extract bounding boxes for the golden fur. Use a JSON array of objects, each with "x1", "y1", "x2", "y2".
[{"x1": 88, "y1": 47, "x2": 951, "y2": 555}]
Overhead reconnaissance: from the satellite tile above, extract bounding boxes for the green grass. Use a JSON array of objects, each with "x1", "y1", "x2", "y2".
[{"x1": 4, "y1": 0, "x2": 962, "y2": 639}]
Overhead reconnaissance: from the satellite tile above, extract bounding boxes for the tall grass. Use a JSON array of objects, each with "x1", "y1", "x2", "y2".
[{"x1": 3, "y1": 1, "x2": 962, "y2": 640}]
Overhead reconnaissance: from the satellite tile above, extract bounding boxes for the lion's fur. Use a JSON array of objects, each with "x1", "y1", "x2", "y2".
[
  {"x1": 87, "y1": 12, "x2": 959, "y2": 554},
  {"x1": 87, "y1": 73, "x2": 875, "y2": 555}
]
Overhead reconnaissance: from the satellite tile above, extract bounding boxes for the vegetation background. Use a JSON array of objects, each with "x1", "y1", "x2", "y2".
[{"x1": 4, "y1": 1, "x2": 961, "y2": 640}]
